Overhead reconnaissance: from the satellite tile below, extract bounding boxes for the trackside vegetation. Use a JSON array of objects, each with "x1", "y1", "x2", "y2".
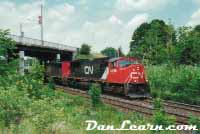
[
  {"x1": 88, "y1": 83, "x2": 102, "y2": 107},
  {"x1": 147, "y1": 65, "x2": 200, "y2": 105}
]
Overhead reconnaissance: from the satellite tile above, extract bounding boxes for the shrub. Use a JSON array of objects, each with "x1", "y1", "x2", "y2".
[
  {"x1": 0, "y1": 89, "x2": 30, "y2": 128},
  {"x1": 47, "y1": 78, "x2": 55, "y2": 90},
  {"x1": 189, "y1": 115, "x2": 200, "y2": 134},
  {"x1": 30, "y1": 99, "x2": 64, "y2": 134},
  {"x1": 88, "y1": 83, "x2": 102, "y2": 107},
  {"x1": 152, "y1": 98, "x2": 176, "y2": 127},
  {"x1": 28, "y1": 59, "x2": 44, "y2": 81},
  {"x1": 147, "y1": 65, "x2": 200, "y2": 105}
]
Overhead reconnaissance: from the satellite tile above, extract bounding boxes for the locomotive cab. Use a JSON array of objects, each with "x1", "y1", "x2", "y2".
[
  {"x1": 107, "y1": 57, "x2": 147, "y2": 83},
  {"x1": 106, "y1": 57, "x2": 149, "y2": 98}
]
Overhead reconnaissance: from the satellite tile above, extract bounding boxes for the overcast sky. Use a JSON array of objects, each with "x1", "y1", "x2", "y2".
[{"x1": 0, "y1": 0, "x2": 200, "y2": 53}]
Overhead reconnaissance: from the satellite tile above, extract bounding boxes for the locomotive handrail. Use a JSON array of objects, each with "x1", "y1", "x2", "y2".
[{"x1": 8, "y1": 34, "x2": 78, "y2": 52}]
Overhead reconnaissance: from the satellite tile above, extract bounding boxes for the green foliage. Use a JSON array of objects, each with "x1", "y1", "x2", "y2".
[
  {"x1": 129, "y1": 19, "x2": 176, "y2": 64},
  {"x1": 27, "y1": 59, "x2": 44, "y2": 81},
  {"x1": 176, "y1": 26, "x2": 200, "y2": 65},
  {"x1": 0, "y1": 29, "x2": 17, "y2": 75},
  {"x1": 129, "y1": 19, "x2": 200, "y2": 65},
  {"x1": 0, "y1": 89, "x2": 30, "y2": 127},
  {"x1": 75, "y1": 43, "x2": 93, "y2": 60},
  {"x1": 152, "y1": 98, "x2": 176, "y2": 127},
  {"x1": 75, "y1": 53, "x2": 106, "y2": 60},
  {"x1": 152, "y1": 110, "x2": 176, "y2": 126},
  {"x1": 79, "y1": 43, "x2": 91, "y2": 55},
  {"x1": 189, "y1": 115, "x2": 200, "y2": 134},
  {"x1": 101, "y1": 47, "x2": 117, "y2": 58},
  {"x1": 30, "y1": 99, "x2": 64, "y2": 134},
  {"x1": 47, "y1": 78, "x2": 55, "y2": 90},
  {"x1": 0, "y1": 29, "x2": 15, "y2": 58},
  {"x1": 75, "y1": 53, "x2": 94, "y2": 60},
  {"x1": 153, "y1": 98, "x2": 164, "y2": 110},
  {"x1": 147, "y1": 65, "x2": 200, "y2": 105},
  {"x1": 88, "y1": 83, "x2": 102, "y2": 107}
]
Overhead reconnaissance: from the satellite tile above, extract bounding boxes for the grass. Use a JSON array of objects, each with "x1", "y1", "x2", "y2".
[{"x1": 0, "y1": 90, "x2": 177, "y2": 134}]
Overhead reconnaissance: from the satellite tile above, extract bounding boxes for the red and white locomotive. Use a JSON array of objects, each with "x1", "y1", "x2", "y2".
[{"x1": 46, "y1": 57, "x2": 150, "y2": 98}]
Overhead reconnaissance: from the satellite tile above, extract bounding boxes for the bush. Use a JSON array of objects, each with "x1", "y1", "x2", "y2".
[
  {"x1": 88, "y1": 83, "x2": 102, "y2": 107},
  {"x1": 153, "y1": 98, "x2": 164, "y2": 110},
  {"x1": 147, "y1": 65, "x2": 200, "y2": 105},
  {"x1": 152, "y1": 98, "x2": 176, "y2": 130},
  {"x1": 30, "y1": 99, "x2": 64, "y2": 134},
  {"x1": 189, "y1": 115, "x2": 200, "y2": 134},
  {"x1": 0, "y1": 89, "x2": 30, "y2": 128},
  {"x1": 47, "y1": 78, "x2": 55, "y2": 90}
]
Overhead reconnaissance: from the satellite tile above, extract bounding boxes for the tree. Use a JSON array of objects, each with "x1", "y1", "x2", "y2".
[
  {"x1": 118, "y1": 46, "x2": 125, "y2": 57},
  {"x1": 194, "y1": 25, "x2": 200, "y2": 32},
  {"x1": 130, "y1": 22, "x2": 150, "y2": 51},
  {"x1": 129, "y1": 19, "x2": 176, "y2": 64},
  {"x1": 101, "y1": 47, "x2": 117, "y2": 58},
  {"x1": 79, "y1": 44, "x2": 91, "y2": 55},
  {"x1": 176, "y1": 26, "x2": 200, "y2": 65},
  {"x1": 0, "y1": 29, "x2": 16, "y2": 75}
]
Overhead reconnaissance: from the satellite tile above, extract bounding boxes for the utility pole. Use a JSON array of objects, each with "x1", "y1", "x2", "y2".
[
  {"x1": 41, "y1": 4, "x2": 44, "y2": 45},
  {"x1": 20, "y1": 23, "x2": 24, "y2": 37},
  {"x1": 39, "y1": 3, "x2": 44, "y2": 45}
]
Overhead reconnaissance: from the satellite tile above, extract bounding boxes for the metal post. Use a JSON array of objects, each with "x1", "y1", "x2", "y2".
[
  {"x1": 20, "y1": 23, "x2": 24, "y2": 37},
  {"x1": 19, "y1": 51, "x2": 25, "y2": 75},
  {"x1": 72, "y1": 48, "x2": 78, "y2": 60},
  {"x1": 41, "y1": 4, "x2": 44, "y2": 46},
  {"x1": 56, "y1": 53, "x2": 61, "y2": 62}
]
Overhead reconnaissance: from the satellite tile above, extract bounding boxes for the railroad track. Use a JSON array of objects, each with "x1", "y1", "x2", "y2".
[{"x1": 56, "y1": 85, "x2": 200, "y2": 125}]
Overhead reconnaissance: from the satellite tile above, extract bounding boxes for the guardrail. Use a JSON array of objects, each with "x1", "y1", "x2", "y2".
[{"x1": 8, "y1": 34, "x2": 77, "y2": 52}]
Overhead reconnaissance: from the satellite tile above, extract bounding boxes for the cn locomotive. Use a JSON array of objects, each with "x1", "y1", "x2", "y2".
[{"x1": 45, "y1": 57, "x2": 150, "y2": 98}]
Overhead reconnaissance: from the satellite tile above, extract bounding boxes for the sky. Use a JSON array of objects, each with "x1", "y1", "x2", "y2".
[{"x1": 0, "y1": 0, "x2": 200, "y2": 53}]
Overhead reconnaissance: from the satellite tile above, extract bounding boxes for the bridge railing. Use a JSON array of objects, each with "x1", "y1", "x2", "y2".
[{"x1": 8, "y1": 34, "x2": 77, "y2": 52}]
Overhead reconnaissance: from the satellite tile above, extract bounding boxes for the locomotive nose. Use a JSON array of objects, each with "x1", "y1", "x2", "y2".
[{"x1": 130, "y1": 65, "x2": 144, "y2": 83}]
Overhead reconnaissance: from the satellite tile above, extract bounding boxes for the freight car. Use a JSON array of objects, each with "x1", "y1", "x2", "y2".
[{"x1": 45, "y1": 57, "x2": 150, "y2": 98}]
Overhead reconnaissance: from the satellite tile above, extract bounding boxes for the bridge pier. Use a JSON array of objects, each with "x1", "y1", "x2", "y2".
[
  {"x1": 72, "y1": 49, "x2": 78, "y2": 60},
  {"x1": 56, "y1": 53, "x2": 61, "y2": 62},
  {"x1": 19, "y1": 51, "x2": 25, "y2": 75}
]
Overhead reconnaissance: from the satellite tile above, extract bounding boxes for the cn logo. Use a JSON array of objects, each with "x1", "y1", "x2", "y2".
[{"x1": 84, "y1": 66, "x2": 94, "y2": 75}]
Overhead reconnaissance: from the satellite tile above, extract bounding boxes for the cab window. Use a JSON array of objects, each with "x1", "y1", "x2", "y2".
[
  {"x1": 110, "y1": 61, "x2": 117, "y2": 68},
  {"x1": 119, "y1": 60, "x2": 139, "y2": 67}
]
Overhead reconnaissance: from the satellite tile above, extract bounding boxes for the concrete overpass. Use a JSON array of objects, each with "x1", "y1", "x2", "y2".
[
  {"x1": 8, "y1": 35, "x2": 78, "y2": 74},
  {"x1": 9, "y1": 34, "x2": 78, "y2": 61}
]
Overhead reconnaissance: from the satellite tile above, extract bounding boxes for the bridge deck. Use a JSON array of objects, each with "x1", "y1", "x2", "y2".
[{"x1": 9, "y1": 35, "x2": 77, "y2": 52}]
